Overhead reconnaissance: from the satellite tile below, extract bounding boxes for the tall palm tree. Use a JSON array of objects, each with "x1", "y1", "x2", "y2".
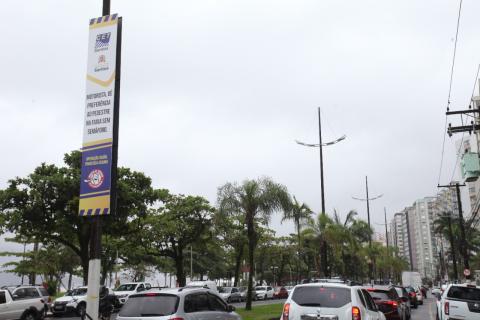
[
  {"x1": 282, "y1": 196, "x2": 313, "y2": 282},
  {"x1": 303, "y1": 212, "x2": 334, "y2": 277},
  {"x1": 217, "y1": 177, "x2": 291, "y2": 310}
]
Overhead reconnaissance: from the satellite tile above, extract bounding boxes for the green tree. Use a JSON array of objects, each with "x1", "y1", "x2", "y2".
[
  {"x1": 0, "y1": 151, "x2": 163, "y2": 282},
  {"x1": 282, "y1": 196, "x2": 313, "y2": 282},
  {"x1": 217, "y1": 177, "x2": 291, "y2": 310},
  {"x1": 139, "y1": 193, "x2": 215, "y2": 286}
]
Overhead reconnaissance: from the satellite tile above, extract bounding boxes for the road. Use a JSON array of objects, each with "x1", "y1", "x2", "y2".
[
  {"x1": 411, "y1": 297, "x2": 437, "y2": 320},
  {"x1": 47, "y1": 298, "x2": 285, "y2": 320},
  {"x1": 48, "y1": 297, "x2": 435, "y2": 320}
]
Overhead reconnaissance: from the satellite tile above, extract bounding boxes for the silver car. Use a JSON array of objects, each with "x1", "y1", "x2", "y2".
[{"x1": 117, "y1": 288, "x2": 241, "y2": 320}]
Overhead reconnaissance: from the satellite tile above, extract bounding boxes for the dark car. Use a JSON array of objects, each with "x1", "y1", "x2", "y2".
[
  {"x1": 405, "y1": 286, "x2": 418, "y2": 309},
  {"x1": 273, "y1": 287, "x2": 288, "y2": 299},
  {"x1": 367, "y1": 286, "x2": 408, "y2": 320},
  {"x1": 392, "y1": 285, "x2": 412, "y2": 319}
]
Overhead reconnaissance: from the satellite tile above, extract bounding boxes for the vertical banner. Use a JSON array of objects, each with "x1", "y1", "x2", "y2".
[{"x1": 79, "y1": 14, "x2": 121, "y2": 216}]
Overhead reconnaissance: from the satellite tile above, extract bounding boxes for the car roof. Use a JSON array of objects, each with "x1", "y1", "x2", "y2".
[
  {"x1": 296, "y1": 283, "x2": 354, "y2": 289},
  {"x1": 129, "y1": 287, "x2": 215, "y2": 298}
]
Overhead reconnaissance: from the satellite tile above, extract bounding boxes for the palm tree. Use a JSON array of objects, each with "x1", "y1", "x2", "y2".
[
  {"x1": 282, "y1": 196, "x2": 313, "y2": 282},
  {"x1": 217, "y1": 177, "x2": 291, "y2": 310},
  {"x1": 303, "y1": 212, "x2": 334, "y2": 277}
]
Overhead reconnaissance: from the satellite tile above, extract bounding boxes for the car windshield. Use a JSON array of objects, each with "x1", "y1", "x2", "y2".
[
  {"x1": 255, "y1": 287, "x2": 266, "y2": 291},
  {"x1": 115, "y1": 284, "x2": 137, "y2": 291},
  {"x1": 219, "y1": 287, "x2": 231, "y2": 293},
  {"x1": 71, "y1": 288, "x2": 88, "y2": 296},
  {"x1": 119, "y1": 294, "x2": 179, "y2": 317},
  {"x1": 292, "y1": 286, "x2": 351, "y2": 308},
  {"x1": 447, "y1": 286, "x2": 480, "y2": 301}
]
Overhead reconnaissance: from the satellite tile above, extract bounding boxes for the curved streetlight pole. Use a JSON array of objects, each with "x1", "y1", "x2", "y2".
[
  {"x1": 295, "y1": 107, "x2": 346, "y2": 213},
  {"x1": 352, "y1": 176, "x2": 383, "y2": 282}
]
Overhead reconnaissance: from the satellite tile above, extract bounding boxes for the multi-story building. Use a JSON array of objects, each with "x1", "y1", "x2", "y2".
[{"x1": 390, "y1": 190, "x2": 459, "y2": 279}]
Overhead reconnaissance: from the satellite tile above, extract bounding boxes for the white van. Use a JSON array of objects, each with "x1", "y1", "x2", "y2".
[{"x1": 185, "y1": 281, "x2": 218, "y2": 293}]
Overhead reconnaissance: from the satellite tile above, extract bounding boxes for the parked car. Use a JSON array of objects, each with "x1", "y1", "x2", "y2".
[
  {"x1": 114, "y1": 282, "x2": 151, "y2": 305},
  {"x1": 282, "y1": 283, "x2": 387, "y2": 320},
  {"x1": 8, "y1": 286, "x2": 49, "y2": 318},
  {"x1": 238, "y1": 287, "x2": 247, "y2": 301},
  {"x1": 218, "y1": 287, "x2": 242, "y2": 303},
  {"x1": 185, "y1": 281, "x2": 218, "y2": 293},
  {"x1": 0, "y1": 289, "x2": 45, "y2": 320},
  {"x1": 391, "y1": 285, "x2": 412, "y2": 319},
  {"x1": 273, "y1": 287, "x2": 289, "y2": 299},
  {"x1": 117, "y1": 288, "x2": 241, "y2": 320},
  {"x1": 366, "y1": 286, "x2": 408, "y2": 320},
  {"x1": 254, "y1": 286, "x2": 274, "y2": 300},
  {"x1": 404, "y1": 286, "x2": 418, "y2": 309},
  {"x1": 285, "y1": 286, "x2": 294, "y2": 296},
  {"x1": 52, "y1": 286, "x2": 88, "y2": 316},
  {"x1": 437, "y1": 283, "x2": 480, "y2": 320}
]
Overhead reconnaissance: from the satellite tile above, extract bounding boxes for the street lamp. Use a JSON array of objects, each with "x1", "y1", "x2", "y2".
[
  {"x1": 295, "y1": 107, "x2": 346, "y2": 214},
  {"x1": 352, "y1": 176, "x2": 383, "y2": 282}
]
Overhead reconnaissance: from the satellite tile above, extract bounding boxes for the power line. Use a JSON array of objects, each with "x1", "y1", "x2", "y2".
[{"x1": 437, "y1": 0, "x2": 464, "y2": 185}]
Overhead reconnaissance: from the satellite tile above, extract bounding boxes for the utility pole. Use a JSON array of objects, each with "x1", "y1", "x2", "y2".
[{"x1": 438, "y1": 183, "x2": 469, "y2": 279}]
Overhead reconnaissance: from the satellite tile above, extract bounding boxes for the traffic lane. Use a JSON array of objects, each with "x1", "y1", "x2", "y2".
[
  {"x1": 47, "y1": 299, "x2": 286, "y2": 320},
  {"x1": 410, "y1": 297, "x2": 437, "y2": 320},
  {"x1": 231, "y1": 298, "x2": 286, "y2": 308}
]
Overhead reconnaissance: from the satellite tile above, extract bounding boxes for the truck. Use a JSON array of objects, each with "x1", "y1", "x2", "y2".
[
  {"x1": 0, "y1": 289, "x2": 45, "y2": 320},
  {"x1": 401, "y1": 271, "x2": 422, "y2": 288}
]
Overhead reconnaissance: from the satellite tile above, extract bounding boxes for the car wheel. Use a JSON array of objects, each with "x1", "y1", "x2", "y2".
[
  {"x1": 77, "y1": 303, "x2": 86, "y2": 318},
  {"x1": 21, "y1": 311, "x2": 35, "y2": 320}
]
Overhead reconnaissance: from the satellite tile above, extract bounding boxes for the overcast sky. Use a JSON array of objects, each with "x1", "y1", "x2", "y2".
[{"x1": 1, "y1": 0, "x2": 479, "y2": 268}]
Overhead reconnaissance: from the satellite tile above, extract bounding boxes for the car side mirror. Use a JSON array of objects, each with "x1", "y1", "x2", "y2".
[{"x1": 227, "y1": 305, "x2": 235, "y2": 312}]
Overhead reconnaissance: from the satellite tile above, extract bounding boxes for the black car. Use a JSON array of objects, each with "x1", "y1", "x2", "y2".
[
  {"x1": 404, "y1": 286, "x2": 418, "y2": 309},
  {"x1": 366, "y1": 286, "x2": 409, "y2": 320}
]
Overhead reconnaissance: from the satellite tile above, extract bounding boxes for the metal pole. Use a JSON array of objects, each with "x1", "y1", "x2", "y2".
[
  {"x1": 190, "y1": 246, "x2": 193, "y2": 281},
  {"x1": 455, "y1": 183, "x2": 470, "y2": 277},
  {"x1": 366, "y1": 176, "x2": 371, "y2": 247},
  {"x1": 384, "y1": 207, "x2": 389, "y2": 248},
  {"x1": 318, "y1": 107, "x2": 325, "y2": 213}
]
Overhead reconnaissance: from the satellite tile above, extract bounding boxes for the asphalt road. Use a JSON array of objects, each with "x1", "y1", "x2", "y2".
[
  {"x1": 48, "y1": 297, "x2": 435, "y2": 320},
  {"x1": 411, "y1": 297, "x2": 437, "y2": 320},
  {"x1": 47, "y1": 298, "x2": 286, "y2": 320}
]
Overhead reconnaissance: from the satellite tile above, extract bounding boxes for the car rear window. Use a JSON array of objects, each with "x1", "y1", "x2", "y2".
[
  {"x1": 368, "y1": 290, "x2": 395, "y2": 300},
  {"x1": 447, "y1": 286, "x2": 480, "y2": 301},
  {"x1": 292, "y1": 286, "x2": 351, "y2": 308},
  {"x1": 39, "y1": 288, "x2": 49, "y2": 296},
  {"x1": 119, "y1": 294, "x2": 179, "y2": 317}
]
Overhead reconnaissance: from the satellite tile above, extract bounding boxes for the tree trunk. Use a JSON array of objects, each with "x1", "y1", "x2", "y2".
[
  {"x1": 29, "y1": 242, "x2": 39, "y2": 285},
  {"x1": 233, "y1": 245, "x2": 244, "y2": 287},
  {"x1": 175, "y1": 248, "x2": 186, "y2": 287},
  {"x1": 246, "y1": 212, "x2": 255, "y2": 311},
  {"x1": 321, "y1": 240, "x2": 328, "y2": 277},
  {"x1": 68, "y1": 273, "x2": 73, "y2": 290}
]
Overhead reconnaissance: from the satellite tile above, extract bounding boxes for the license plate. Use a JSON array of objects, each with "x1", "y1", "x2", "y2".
[{"x1": 54, "y1": 306, "x2": 64, "y2": 310}]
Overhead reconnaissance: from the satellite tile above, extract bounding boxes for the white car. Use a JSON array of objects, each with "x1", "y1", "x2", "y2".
[
  {"x1": 185, "y1": 281, "x2": 218, "y2": 293},
  {"x1": 114, "y1": 282, "x2": 151, "y2": 305},
  {"x1": 437, "y1": 283, "x2": 480, "y2": 320},
  {"x1": 254, "y1": 286, "x2": 274, "y2": 300},
  {"x1": 52, "y1": 286, "x2": 88, "y2": 316},
  {"x1": 281, "y1": 283, "x2": 386, "y2": 320}
]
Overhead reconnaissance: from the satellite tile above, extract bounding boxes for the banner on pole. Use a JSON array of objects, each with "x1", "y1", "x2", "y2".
[{"x1": 79, "y1": 14, "x2": 120, "y2": 216}]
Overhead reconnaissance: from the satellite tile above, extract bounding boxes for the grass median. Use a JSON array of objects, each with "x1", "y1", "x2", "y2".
[{"x1": 236, "y1": 303, "x2": 283, "y2": 320}]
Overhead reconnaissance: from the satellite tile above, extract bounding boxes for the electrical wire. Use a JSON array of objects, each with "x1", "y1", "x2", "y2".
[{"x1": 437, "y1": 0, "x2": 464, "y2": 186}]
